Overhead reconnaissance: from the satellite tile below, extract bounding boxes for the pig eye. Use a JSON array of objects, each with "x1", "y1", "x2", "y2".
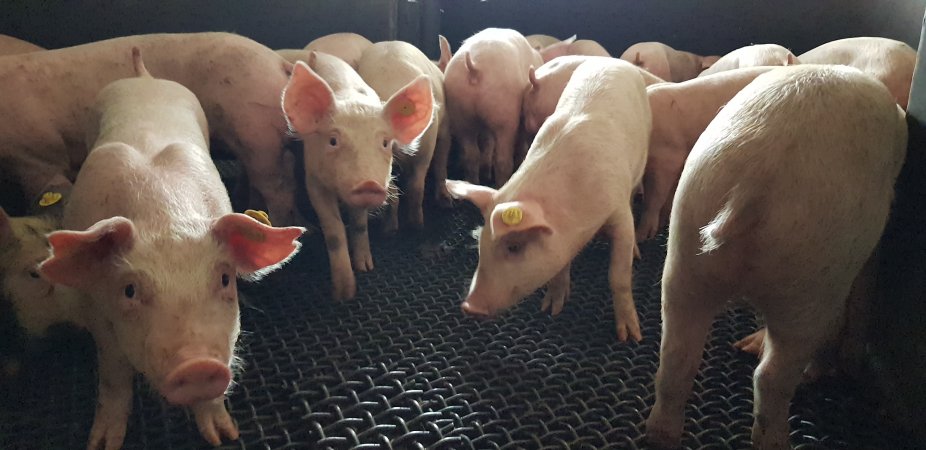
[
  {"x1": 28, "y1": 271, "x2": 40, "y2": 279},
  {"x1": 328, "y1": 136, "x2": 339, "y2": 147},
  {"x1": 382, "y1": 138, "x2": 390, "y2": 149},
  {"x1": 124, "y1": 284, "x2": 136, "y2": 299},
  {"x1": 221, "y1": 273, "x2": 230, "y2": 287},
  {"x1": 507, "y1": 243, "x2": 523, "y2": 254}
]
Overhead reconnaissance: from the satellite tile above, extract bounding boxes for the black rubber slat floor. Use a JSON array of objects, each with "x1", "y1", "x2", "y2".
[{"x1": 0, "y1": 195, "x2": 912, "y2": 449}]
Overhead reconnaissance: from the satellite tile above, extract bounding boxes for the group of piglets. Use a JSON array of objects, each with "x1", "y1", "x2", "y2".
[
  {"x1": 439, "y1": 29, "x2": 912, "y2": 450},
  {"x1": 0, "y1": 26, "x2": 916, "y2": 450}
]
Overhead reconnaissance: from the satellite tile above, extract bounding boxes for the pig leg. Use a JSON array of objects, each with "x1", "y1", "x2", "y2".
[
  {"x1": 191, "y1": 397, "x2": 239, "y2": 446},
  {"x1": 404, "y1": 152, "x2": 433, "y2": 230},
  {"x1": 491, "y1": 125, "x2": 518, "y2": 187},
  {"x1": 607, "y1": 209, "x2": 642, "y2": 342},
  {"x1": 479, "y1": 132, "x2": 495, "y2": 184},
  {"x1": 305, "y1": 180, "x2": 356, "y2": 301},
  {"x1": 646, "y1": 268, "x2": 726, "y2": 448},
  {"x1": 459, "y1": 133, "x2": 481, "y2": 184},
  {"x1": 87, "y1": 328, "x2": 135, "y2": 450},
  {"x1": 239, "y1": 149, "x2": 297, "y2": 226},
  {"x1": 541, "y1": 262, "x2": 571, "y2": 316},
  {"x1": 734, "y1": 328, "x2": 767, "y2": 356},
  {"x1": 637, "y1": 156, "x2": 684, "y2": 242},
  {"x1": 752, "y1": 304, "x2": 840, "y2": 450},
  {"x1": 431, "y1": 120, "x2": 454, "y2": 207},
  {"x1": 347, "y1": 207, "x2": 374, "y2": 272}
]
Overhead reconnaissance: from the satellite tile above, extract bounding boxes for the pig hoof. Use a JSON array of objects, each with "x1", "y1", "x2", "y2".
[
  {"x1": 436, "y1": 190, "x2": 454, "y2": 208},
  {"x1": 540, "y1": 287, "x2": 569, "y2": 316},
  {"x1": 645, "y1": 426, "x2": 682, "y2": 449},
  {"x1": 616, "y1": 313, "x2": 643, "y2": 343},
  {"x1": 331, "y1": 272, "x2": 357, "y2": 301},
  {"x1": 192, "y1": 400, "x2": 239, "y2": 446},
  {"x1": 87, "y1": 412, "x2": 128, "y2": 450},
  {"x1": 633, "y1": 242, "x2": 642, "y2": 260},
  {"x1": 351, "y1": 253, "x2": 375, "y2": 272},
  {"x1": 733, "y1": 328, "x2": 767, "y2": 357}
]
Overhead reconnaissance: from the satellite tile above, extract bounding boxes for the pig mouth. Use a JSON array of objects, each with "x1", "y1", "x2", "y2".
[
  {"x1": 160, "y1": 357, "x2": 232, "y2": 406},
  {"x1": 346, "y1": 181, "x2": 388, "y2": 209}
]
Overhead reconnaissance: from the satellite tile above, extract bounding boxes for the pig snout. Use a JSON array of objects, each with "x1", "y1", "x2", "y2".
[
  {"x1": 348, "y1": 180, "x2": 388, "y2": 208},
  {"x1": 162, "y1": 358, "x2": 231, "y2": 406},
  {"x1": 461, "y1": 298, "x2": 493, "y2": 319}
]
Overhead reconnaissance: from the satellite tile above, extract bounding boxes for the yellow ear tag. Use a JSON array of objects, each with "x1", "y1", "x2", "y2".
[
  {"x1": 244, "y1": 209, "x2": 271, "y2": 227},
  {"x1": 398, "y1": 99, "x2": 416, "y2": 117},
  {"x1": 38, "y1": 192, "x2": 62, "y2": 207},
  {"x1": 501, "y1": 206, "x2": 523, "y2": 226}
]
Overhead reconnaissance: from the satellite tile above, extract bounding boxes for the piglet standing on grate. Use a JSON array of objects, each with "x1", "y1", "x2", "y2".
[
  {"x1": 799, "y1": 36, "x2": 916, "y2": 110},
  {"x1": 282, "y1": 52, "x2": 434, "y2": 301},
  {"x1": 698, "y1": 43, "x2": 799, "y2": 77},
  {"x1": 443, "y1": 28, "x2": 543, "y2": 186},
  {"x1": 38, "y1": 49, "x2": 306, "y2": 450},
  {"x1": 356, "y1": 41, "x2": 450, "y2": 230},
  {"x1": 645, "y1": 65, "x2": 907, "y2": 450},
  {"x1": 447, "y1": 58, "x2": 651, "y2": 342}
]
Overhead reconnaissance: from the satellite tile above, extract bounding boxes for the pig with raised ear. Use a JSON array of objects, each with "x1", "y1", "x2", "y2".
[
  {"x1": 304, "y1": 32, "x2": 374, "y2": 70},
  {"x1": 698, "y1": 43, "x2": 799, "y2": 77},
  {"x1": 636, "y1": 66, "x2": 777, "y2": 242},
  {"x1": 539, "y1": 38, "x2": 610, "y2": 62},
  {"x1": 434, "y1": 35, "x2": 453, "y2": 72},
  {"x1": 525, "y1": 34, "x2": 571, "y2": 51},
  {"x1": 39, "y1": 48, "x2": 306, "y2": 450},
  {"x1": 522, "y1": 55, "x2": 665, "y2": 137},
  {"x1": 799, "y1": 36, "x2": 916, "y2": 110},
  {"x1": 619, "y1": 42, "x2": 719, "y2": 82},
  {"x1": 447, "y1": 57, "x2": 651, "y2": 342},
  {"x1": 443, "y1": 28, "x2": 544, "y2": 186},
  {"x1": 0, "y1": 34, "x2": 44, "y2": 56},
  {"x1": 356, "y1": 41, "x2": 448, "y2": 231},
  {"x1": 282, "y1": 51, "x2": 433, "y2": 300},
  {"x1": 646, "y1": 65, "x2": 906, "y2": 449}
]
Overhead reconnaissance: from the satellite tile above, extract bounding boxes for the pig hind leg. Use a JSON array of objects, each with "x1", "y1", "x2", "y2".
[
  {"x1": 490, "y1": 124, "x2": 518, "y2": 187},
  {"x1": 403, "y1": 129, "x2": 437, "y2": 230},
  {"x1": 646, "y1": 266, "x2": 727, "y2": 448},
  {"x1": 607, "y1": 208, "x2": 643, "y2": 342},
  {"x1": 430, "y1": 119, "x2": 454, "y2": 207},
  {"x1": 459, "y1": 133, "x2": 481, "y2": 184}
]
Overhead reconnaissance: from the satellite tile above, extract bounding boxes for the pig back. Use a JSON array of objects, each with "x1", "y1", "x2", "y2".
[{"x1": 357, "y1": 41, "x2": 445, "y2": 107}]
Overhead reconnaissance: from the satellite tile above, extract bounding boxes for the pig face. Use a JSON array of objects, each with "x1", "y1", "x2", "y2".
[
  {"x1": 447, "y1": 181, "x2": 564, "y2": 317},
  {"x1": 282, "y1": 60, "x2": 434, "y2": 209},
  {"x1": 39, "y1": 214, "x2": 304, "y2": 406},
  {"x1": 0, "y1": 209, "x2": 57, "y2": 314}
]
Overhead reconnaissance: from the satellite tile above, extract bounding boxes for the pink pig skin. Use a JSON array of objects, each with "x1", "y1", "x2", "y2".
[
  {"x1": 0, "y1": 34, "x2": 44, "y2": 55},
  {"x1": 525, "y1": 34, "x2": 568, "y2": 50},
  {"x1": 443, "y1": 28, "x2": 543, "y2": 187},
  {"x1": 636, "y1": 66, "x2": 776, "y2": 242},
  {"x1": 447, "y1": 58, "x2": 651, "y2": 342},
  {"x1": 38, "y1": 49, "x2": 305, "y2": 450},
  {"x1": 282, "y1": 52, "x2": 434, "y2": 301},
  {"x1": 620, "y1": 42, "x2": 719, "y2": 82},
  {"x1": 646, "y1": 65, "x2": 906, "y2": 450},
  {"x1": 698, "y1": 43, "x2": 799, "y2": 77},
  {"x1": 356, "y1": 41, "x2": 450, "y2": 230},
  {"x1": 0, "y1": 32, "x2": 299, "y2": 225},
  {"x1": 799, "y1": 37, "x2": 916, "y2": 110},
  {"x1": 522, "y1": 55, "x2": 665, "y2": 136},
  {"x1": 539, "y1": 39, "x2": 610, "y2": 62},
  {"x1": 304, "y1": 32, "x2": 373, "y2": 70}
]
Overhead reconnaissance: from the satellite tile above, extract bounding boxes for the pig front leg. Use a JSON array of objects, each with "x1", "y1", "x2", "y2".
[
  {"x1": 541, "y1": 263, "x2": 571, "y2": 316},
  {"x1": 607, "y1": 209, "x2": 643, "y2": 342},
  {"x1": 431, "y1": 120, "x2": 454, "y2": 207},
  {"x1": 87, "y1": 328, "x2": 135, "y2": 450},
  {"x1": 347, "y1": 206, "x2": 374, "y2": 272},
  {"x1": 190, "y1": 397, "x2": 239, "y2": 446},
  {"x1": 637, "y1": 154, "x2": 684, "y2": 242},
  {"x1": 305, "y1": 180, "x2": 356, "y2": 301},
  {"x1": 646, "y1": 266, "x2": 726, "y2": 449},
  {"x1": 240, "y1": 148, "x2": 297, "y2": 226},
  {"x1": 403, "y1": 159, "x2": 430, "y2": 230}
]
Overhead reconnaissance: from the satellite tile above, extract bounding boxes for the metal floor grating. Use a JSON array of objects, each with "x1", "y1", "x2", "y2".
[{"x1": 0, "y1": 162, "x2": 916, "y2": 450}]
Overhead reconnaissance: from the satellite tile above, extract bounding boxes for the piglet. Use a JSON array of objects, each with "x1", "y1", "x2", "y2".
[
  {"x1": 522, "y1": 55, "x2": 665, "y2": 136},
  {"x1": 356, "y1": 41, "x2": 449, "y2": 230},
  {"x1": 646, "y1": 65, "x2": 906, "y2": 449},
  {"x1": 636, "y1": 66, "x2": 776, "y2": 241},
  {"x1": 799, "y1": 37, "x2": 915, "y2": 110},
  {"x1": 620, "y1": 42, "x2": 719, "y2": 82},
  {"x1": 39, "y1": 49, "x2": 305, "y2": 450},
  {"x1": 282, "y1": 51, "x2": 433, "y2": 300},
  {"x1": 443, "y1": 28, "x2": 543, "y2": 186},
  {"x1": 525, "y1": 34, "x2": 573, "y2": 51},
  {"x1": 0, "y1": 34, "x2": 44, "y2": 55},
  {"x1": 698, "y1": 43, "x2": 798, "y2": 77},
  {"x1": 304, "y1": 32, "x2": 374, "y2": 70},
  {"x1": 539, "y1": 38, "x2": 610, "y2": 62},
  {"x1": 447, "y1": 57, "x2": 651, "y2": 342}
]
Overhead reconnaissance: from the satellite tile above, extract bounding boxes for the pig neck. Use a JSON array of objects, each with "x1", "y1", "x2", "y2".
[
  {"x1": 669, "y1": 50, "x2": 704, "y2": 82},
  {"x1": 656, "y1": 87, "x2": 729, "y2": 152}
]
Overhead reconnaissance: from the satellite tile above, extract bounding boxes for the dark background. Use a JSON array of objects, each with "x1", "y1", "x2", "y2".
[{"x1": 2, "y1": 0, "x2": 925, "y2": 58}]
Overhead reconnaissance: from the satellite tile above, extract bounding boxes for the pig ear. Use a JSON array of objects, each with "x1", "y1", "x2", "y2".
[
  {"x1": 282, "y1": 60, "x2": 335, "y2": 135},
  {"x1": 785, "y1": 54, "x2": 798, "y2": 66},
  {"x1": 213, "y1": 213, "x2": 306, "y2": 279},
  {"x1": 0, "y1": 207, "x2": 12, "y2": 246},
  {"x1": 438, "y1": 35, "x2": 452, "y2": 72},
  {"x1": 528, "y1": 66, "x2": 538, "y2": 89},
  {"x1": 489, "y1": 200, "x2": 552, "y2": 239},
  {"x1": 540, "y1": 41, "x2": 570, "y2": 63},
  {"x1": 39, "y1": 217, "x2": 135, "y2": 289},
  {"x1": 446, "y1": 180, "x2": 497, "y2": 214},
  {"x1": 383, "y1": 74, "x2": 434, "y2": 145},
  {"x1": 562, "y1": 35, "x2": 577, "y2": 44},
  {"x1": 700, "y1": 55, "x2": 721, "y2": 71},
  {"x1": 633, "y1": 51, "x2": 643, "y2": 66}
]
